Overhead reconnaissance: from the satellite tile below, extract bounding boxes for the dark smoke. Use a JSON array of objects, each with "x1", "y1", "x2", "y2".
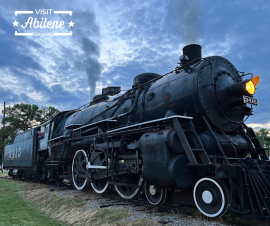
[
  {"x1": 84, "y1": 53, "x2": 102, "y2": 99},
  {"x1": 81, "y1": 37, "x2": 102, "y2": 99},
  {"x1": 74, "y1": 12, "x2": 102, "y2": 99},
  {"x1": 169, "y1": 0, "x2": 203, "y2": 44}
]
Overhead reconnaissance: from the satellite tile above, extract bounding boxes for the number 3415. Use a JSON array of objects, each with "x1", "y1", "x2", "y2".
[{"x1": 9, "y1": 148, "x2": 22, "y2": 159}]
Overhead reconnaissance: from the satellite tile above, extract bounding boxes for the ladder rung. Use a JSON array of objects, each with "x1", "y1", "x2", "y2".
[
  {"x1": 192, "y1": 149, "x2": 204, "y2": 152},
  {"x1": 173, "y1": 117, "x2": 210, "y2": 164}
]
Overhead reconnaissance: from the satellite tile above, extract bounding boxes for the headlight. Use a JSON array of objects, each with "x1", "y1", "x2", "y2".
[
  {"x1": 245, "y1": 76, "x2": 260, "y2": 95},
  {"x1": 245, "y1": 81, "x2": 255, "y2": 95},
  {"x1": 229, "y1": 76, "x2": 260, "y2": 100}
]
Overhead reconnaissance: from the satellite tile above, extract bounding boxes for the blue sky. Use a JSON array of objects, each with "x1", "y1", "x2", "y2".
[{"x1": 0, "y1": 0, "x2": 269, "y2": 129}]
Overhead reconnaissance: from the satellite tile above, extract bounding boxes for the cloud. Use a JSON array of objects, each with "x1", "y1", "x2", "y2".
[
  {"x1": 0, "y1": 0, "x2": 269, "y2": 130},
  {"x1": 0, "y1": 0, "x2": 103, "y2": 109},
  {"x1": 0, "y1": 15, "x2": 43, "y2": 71},
  {"x1": 246, "y1": 121, "x2": 270, "y2": 131}
]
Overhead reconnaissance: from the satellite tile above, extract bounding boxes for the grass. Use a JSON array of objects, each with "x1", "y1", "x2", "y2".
[
  {"x1": 0, "y1": 176, "x2": 156, "y2": 226},
  {"x1": 90, "y1": 208, "x2": 130, "y2": 226},
  {"x1": 126, "y1": 219, "x2": 155, "y2": 226},
  {"x1": 46, "y1": 194, "x2": 86, "y2": 210},
  {"x1": 0, "y1": 179, "x2": 65, "y2": 226}
]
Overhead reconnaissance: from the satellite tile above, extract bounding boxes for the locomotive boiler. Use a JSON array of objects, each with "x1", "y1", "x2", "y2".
[{"x1": 4, "y1": 44, "x2": 270, "y2": 218}]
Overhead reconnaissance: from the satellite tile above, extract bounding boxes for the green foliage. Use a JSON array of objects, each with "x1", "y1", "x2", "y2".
[
  {"x1": 40, "y1": 106, "x2": 60, "y2": 122},
  {"x1": 255, "y1": 128, "x2": 270, "y2": 156},
  {"x1": 2, "y1": 103, "x2": 60, "y2": 132},
  {"x1": 0, "y1": 126, "x2": 16, "y2": 162}
]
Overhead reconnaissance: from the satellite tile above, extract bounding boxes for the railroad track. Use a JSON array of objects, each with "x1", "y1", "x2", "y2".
[
  {"x1": 98, "y1": 193, "x2": 182, "y2": 213},
  {"x1": 45, "y1": 181, "x2": 175, "y2": 211}
]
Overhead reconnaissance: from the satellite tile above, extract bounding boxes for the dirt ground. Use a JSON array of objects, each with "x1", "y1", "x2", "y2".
[
  {"x1": 16, "y1": 180, "x2": 227, "y2": 226},
  {"x1": 2, "y1": 177, "x2": 269, "y2": 226}
]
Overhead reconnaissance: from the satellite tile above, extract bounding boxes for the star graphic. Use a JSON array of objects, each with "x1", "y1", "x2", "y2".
[
  {"x1": 68, "y1": 21, "x2": 75, "y2": 27},
  {"x1": 12, "y1": 20, "x2": 19, "y2": 27}
]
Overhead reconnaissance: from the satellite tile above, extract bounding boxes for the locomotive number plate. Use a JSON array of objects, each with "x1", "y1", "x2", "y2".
[{"x1": 243, "y1": 96, "x2": 258, "y2": 106}]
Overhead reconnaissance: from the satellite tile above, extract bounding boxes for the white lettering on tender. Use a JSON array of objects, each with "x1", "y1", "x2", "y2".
[{"x1": 8, "y1": 148, "x2": 22, "y2": 159}]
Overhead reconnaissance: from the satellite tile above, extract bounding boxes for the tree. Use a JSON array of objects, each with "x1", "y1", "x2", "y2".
[
  {"x1": 0, "y1": 103, "x2": 60, "y2": 163},
  {"x1": 2, "y1": 103, "x2": 41, "y2": 132},
  {"x1": 0, "y1": 126, "x2": 16, "y2": 163},
  {"x1": 2, "y1": 103, "x2": 60, "y2": 132},
  {"x1": 39, "y1": 106, "x2": 60, "y2": 123},
  {"x1": 255, "y1": 128, "x2": 270, "y2": 157}
]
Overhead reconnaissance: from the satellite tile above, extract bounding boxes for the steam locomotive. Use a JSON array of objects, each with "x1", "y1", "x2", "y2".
[{"x1": 4, "y1": 44, "x2": 270, "y2": 218}]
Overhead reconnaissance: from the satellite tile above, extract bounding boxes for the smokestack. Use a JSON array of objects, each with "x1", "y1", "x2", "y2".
[{"x1": 182, "y1": 44, "x2": 202, "y2": 64}]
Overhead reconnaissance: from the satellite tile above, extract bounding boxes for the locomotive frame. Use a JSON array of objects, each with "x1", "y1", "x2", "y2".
[{"x1": 3, "y1": 44, "x2": 270, "y2": 219}]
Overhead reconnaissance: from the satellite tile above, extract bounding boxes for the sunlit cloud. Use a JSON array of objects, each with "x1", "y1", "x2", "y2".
[{"x1": 247, "y1": 121, "x2": 270, "y2": 131}]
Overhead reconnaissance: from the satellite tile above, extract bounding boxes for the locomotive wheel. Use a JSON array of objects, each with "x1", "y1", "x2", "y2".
[
  {"x1": 145, "y1": 182, "x2": 167, "y2": 206},
  {"x1": 90, "y1": 151, "x2": 109, "y2": 194},
  {"x1": 115, "y1": 174, "x2": 143, "y2": 199},
  {"x1": 72, "y1": 150, "x2": 89, "y2": 190},
  {"x1": 193, "y1": 177, "x2": 230, "y2": 217},
  {"x1": 91, "y1": 180, "x2": 109, "y2": 194}
]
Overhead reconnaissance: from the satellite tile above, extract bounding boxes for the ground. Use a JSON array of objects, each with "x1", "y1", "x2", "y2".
[{"x1": 0, "y1": 173, "x2": 269, "y2": 226}]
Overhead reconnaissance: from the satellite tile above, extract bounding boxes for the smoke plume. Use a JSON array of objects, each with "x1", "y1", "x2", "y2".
[
  {"x1": 81, "y1": 37, "x2": 102, "y2": 99},
  {"x1": 74, "y1": 12, "x2": 102, "y2": 100},
  {"x1": 169, "y1": 0, "x2": 203, "y2": 44}
]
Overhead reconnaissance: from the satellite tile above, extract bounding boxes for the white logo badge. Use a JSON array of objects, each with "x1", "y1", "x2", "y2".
[{"x1": 13, "y1": 10, "x2": 74, "y2": 36}]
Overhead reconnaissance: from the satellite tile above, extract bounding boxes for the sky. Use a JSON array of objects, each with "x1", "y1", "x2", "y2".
[{"x1": 0, "y1": 0, "x2": 269, "y2": 130}]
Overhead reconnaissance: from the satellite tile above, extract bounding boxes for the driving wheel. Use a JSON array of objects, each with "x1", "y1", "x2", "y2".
[
  {"x1": 72, "y1": 150, "x2": 89, "y2": 190},
  {"x1": 115, "y1": 174, "x2": 143, "y2": 199}
]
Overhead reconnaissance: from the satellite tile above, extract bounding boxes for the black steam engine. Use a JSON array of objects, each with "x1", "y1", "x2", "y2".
[{"x1": 4, "y1": 44, "x2": 270, "y2": 218}]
